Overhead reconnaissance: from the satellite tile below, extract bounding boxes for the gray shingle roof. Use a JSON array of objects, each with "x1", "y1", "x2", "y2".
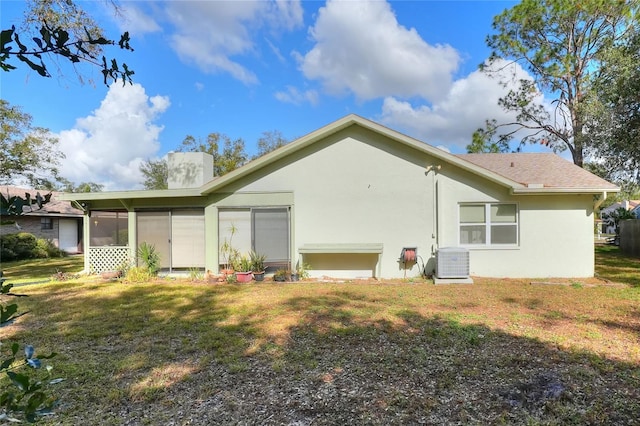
[
  {"x1": 457, "y1": 153, "x2": 619, "y2": 190},
  {"x1": 0, "y1": 186, "x2": 82, "y2": 216}
]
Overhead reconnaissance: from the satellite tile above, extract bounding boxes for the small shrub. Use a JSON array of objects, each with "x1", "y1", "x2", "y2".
[
  {"x1": 296, "y1": 262, "x2": 312, "y2": 280},
  {"x1": 188, "y1": 268, "x2": 204, "y2": 281},
  {"x1": 249, "y1": 251, "x2": 266, "y2": 272},
  {"x1": 0, "y1": 232, "x2": 38, "y2": 260},
  {"x1": 36, "y1": 238, "x2": 66, "y2": 258},
  {"x1": 137, "y1": 242, "x2": 161, "y2": 275},
  {"x1": 0, "y1": 233, "x2": 66, "y2": 260},
  {"x1": 273, "y1": 269, "x2": 291, "y2": 282},
  {"x1": 124, "y1": 266, "x2": 153, "y2": 283}
]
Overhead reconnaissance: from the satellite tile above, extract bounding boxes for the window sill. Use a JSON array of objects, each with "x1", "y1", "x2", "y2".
[{"x1": 460, "y1": 245, "x2": 519, "y2": 250}]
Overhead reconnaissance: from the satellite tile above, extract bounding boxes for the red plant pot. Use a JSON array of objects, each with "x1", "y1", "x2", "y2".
[{"x1": 235, "y1": 271, "x2": 253, "y2": 283}]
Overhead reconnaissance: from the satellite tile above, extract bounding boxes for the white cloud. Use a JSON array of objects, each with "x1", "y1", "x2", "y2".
[
  {"x1": 274, "y1": 86, "x2": 319, "y2": 105},
  {"x1": 55, "y1": 83, "x2": 170, "y2": 190},
  {"x1": 115, "y1": 4, "x2": 162, "y2": 35},
  {"x1": 159, "y1": 1, "x2": 304, "y2": 84},
  {"x1": 379, "y1": 59, "x2": 544, "y2": 151},
  {"x1": 298, "y1": 0, "x2": 460, "y2": 101}
]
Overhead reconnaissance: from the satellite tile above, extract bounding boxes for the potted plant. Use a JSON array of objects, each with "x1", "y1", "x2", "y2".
[
  {"x1": 233, "y1": 254, "x2": 253, "y2": 283},
  {"x1": 296, "y1": 261, "x2": 311, "y2": 281},
  {"x1": 249, "y1": 250, "x2": 267, "y2": 282},
  {"x1": 219, "y1": 224, "x2": 237, "y2": 277},
  {"x1": 273, "y1": 268, "x2": 290, "y2": 282}
]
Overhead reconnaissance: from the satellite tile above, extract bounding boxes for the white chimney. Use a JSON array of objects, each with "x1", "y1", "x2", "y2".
[{"x1": 167, "y1": 152, "x2": 214, "y2": 189}]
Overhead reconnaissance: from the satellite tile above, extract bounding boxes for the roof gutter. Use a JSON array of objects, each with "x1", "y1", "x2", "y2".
[{"x1": 511, "y1": 187, "x2": 620, "y2": 195}]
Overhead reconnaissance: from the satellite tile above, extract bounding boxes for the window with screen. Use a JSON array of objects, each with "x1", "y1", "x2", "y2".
[
  {"x1": 460, "y1": 203, "x2": 518, "y2": 246},
  {"x1": 90, "y1": 211, "x2": 128, "y2": 246},
  {"x1": 218, "y1": 207, "x2": 290, "y2": 266}
]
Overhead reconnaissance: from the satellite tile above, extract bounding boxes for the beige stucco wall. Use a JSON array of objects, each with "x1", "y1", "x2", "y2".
[
  {"x1": 222, "y1": 126, "x2": 596, "y2": 279},
  {"x1": 227, "y1": 127, "x2": 437, "y2": 279},
  {"x1": 72, "y1": 126, "x2": 597, "y2": 279},
  {"x1": 436, "y1": 166, "x2": 595, "y2": 278}
]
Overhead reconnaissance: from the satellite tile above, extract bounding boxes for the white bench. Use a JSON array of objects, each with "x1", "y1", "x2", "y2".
[{"x1": 298, "y1": 243, "x2": 384, "y2": 278}]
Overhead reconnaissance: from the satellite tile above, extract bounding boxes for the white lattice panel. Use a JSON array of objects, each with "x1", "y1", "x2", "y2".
[{"x1": 89, "y1": 247, "x2": 132, "y2": 273}]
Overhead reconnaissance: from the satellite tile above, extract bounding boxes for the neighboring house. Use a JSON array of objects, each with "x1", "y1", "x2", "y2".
[
  {"x1": 60, "y1": 115, "x2": 618, "y2": 278},
  {"x1": 1, "y1": 185, "x2": 84, "y2": 254},
  {"x1": 600, "y1": 200, "x2": 640, "y2": 217},
  {"x1": 600, "y1": 200, "x2": 640, "y2": 234}
]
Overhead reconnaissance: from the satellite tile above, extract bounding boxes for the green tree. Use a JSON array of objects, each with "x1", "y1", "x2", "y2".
[
  {"x1": 51, "y1": 178, "x2": 104, "y2": 193},
  {"x1": 472, "y1": 0, "x2": 638, "y2": 166},
  {"x1": 140, "y1": 158, "x2": 168, "y2": 190},
  {"x1": 586, "y1": 28, "x2": 640, "y2": 185},
  {"x1": 179, "y1": 133, "x2": 247, "y2": 177},
  {"x1": 466, "y1": 120, "x2": 507, "y2": 153},
  {"x1": 1, "y1": 1, "x2": 133, "y2": 85},
  {"x1": 0, "y1": 100, "x2": 63, "y2": 187},
  {"x1": 23, "y1": 0, "x2": 108, "y2": 57},
  {"x1": 140, "y1": 129, "x2": 288, "y2": 189},
  {"x1": 253, "y1": 130, "x2": 289, "y2": 159}
]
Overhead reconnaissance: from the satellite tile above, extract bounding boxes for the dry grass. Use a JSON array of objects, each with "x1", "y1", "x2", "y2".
[
  {"x1": 1, "y1": 255, "x2": 83, "y2": 283},
  {"x1": 1, "y1": 247, "x2": 639, "y2": 424}
]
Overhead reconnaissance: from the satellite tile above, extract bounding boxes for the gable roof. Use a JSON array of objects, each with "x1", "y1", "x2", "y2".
[
  {"x1": 600, "y1": 200, "x2": 640, "y2": 213},
  {"x1": 200, "y1": 114, "x2": 524, "y2": 195},
  {"x1": 200, "y1": 114, "x2": 618, "y2": 196},
  {"x1": 457, "y1": 153, "x2": 619, "y2": 193},
  {"x1": 60, "y1": 114, "x2": 619, "y2": 203},
  {"x1": 1, "y1": 185, "x2": 82, "y2": 217}
]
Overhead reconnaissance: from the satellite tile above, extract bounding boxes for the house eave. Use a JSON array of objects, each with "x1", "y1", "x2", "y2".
[
  {"x1": 511, "y1": 187, "x2": 620, "y2": 195},
  {"x1": 58, "y1": 188, "x2": 203, "y2": 202},
  {"x1": 199, "y1": 114, "x2": 526, "y2": 195}
]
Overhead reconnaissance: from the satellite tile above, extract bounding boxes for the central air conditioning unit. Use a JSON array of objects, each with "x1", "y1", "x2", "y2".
[{"x1": 436, "y1": 247, "x2": 470, "y2": 279}]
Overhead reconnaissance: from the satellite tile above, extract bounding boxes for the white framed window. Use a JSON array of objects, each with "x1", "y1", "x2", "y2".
[
  {"x1": 218, "y1": 207, "x2": 290, "y2": 265},
  {"x1": 459, "y1": 203, "x2": 518, "y2": 246}
]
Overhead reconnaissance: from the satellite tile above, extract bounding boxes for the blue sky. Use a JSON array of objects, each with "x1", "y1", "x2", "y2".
[{"x1": 2, "y1": 0, "x2": 537, "y2": 190}]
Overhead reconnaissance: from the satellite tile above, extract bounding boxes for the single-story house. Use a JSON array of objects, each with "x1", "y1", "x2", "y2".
[
  {"x1": 599, "y1": 200, "x2": 640, "y2": 234},
  {"x1": 60, "y1": 115, "x2": 619, "y2": 278},
  {"x1": 600, "y1": 200, "x2": 640, "y2": 218},
  {"x1": 1, "y1": 185, "x2": 84, "y2": 254}
]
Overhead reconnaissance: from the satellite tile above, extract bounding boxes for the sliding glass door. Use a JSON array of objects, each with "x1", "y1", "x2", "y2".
[
  {"x1": 137, "y1": 209, "x2": 205, "y2": 270},
  {"x1": 219, "y1": 207, "x2": 290, "y2": 266}
]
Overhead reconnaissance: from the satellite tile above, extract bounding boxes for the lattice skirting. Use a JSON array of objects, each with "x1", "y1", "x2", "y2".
[{"x1": 89, "y1": 247, "x2": 132, "y2": 273}]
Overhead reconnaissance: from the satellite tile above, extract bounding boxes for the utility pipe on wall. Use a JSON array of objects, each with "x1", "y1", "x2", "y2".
[{"x1": 425, "y1": 164, "x2": 441, "y2": 254}]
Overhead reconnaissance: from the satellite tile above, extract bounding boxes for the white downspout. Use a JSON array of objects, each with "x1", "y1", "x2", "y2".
[
  {"x1": 594, "y1": 191, "x2": 608, "y2": 211},
  {"x1": 426, "y1": 164, "x2": 441, "y2": 254}
]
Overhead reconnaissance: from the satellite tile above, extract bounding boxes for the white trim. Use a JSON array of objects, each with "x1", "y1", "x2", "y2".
[{"x1": 458, "y1": 202, "x2": 519, "y2": 248}]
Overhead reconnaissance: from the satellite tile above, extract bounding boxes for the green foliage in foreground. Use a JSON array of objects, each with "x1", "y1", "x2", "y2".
[
  {"x1": 1, "y1": 23, "x2": 134, "y2": 86},
  {"x1": 0, "y1": 278, "x2": 61, "y2": 422}
]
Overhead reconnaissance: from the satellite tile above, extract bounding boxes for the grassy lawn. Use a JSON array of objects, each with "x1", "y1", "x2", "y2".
[
  {"x1": 1, "y1": 247, "x2": 639, "y2": 424},
  {"x1": 1, "y1": 255, "x2": 84, "y2": 284},
  {"x1": 595, "y1": 244, "x2": 640, "y2": 287}
]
